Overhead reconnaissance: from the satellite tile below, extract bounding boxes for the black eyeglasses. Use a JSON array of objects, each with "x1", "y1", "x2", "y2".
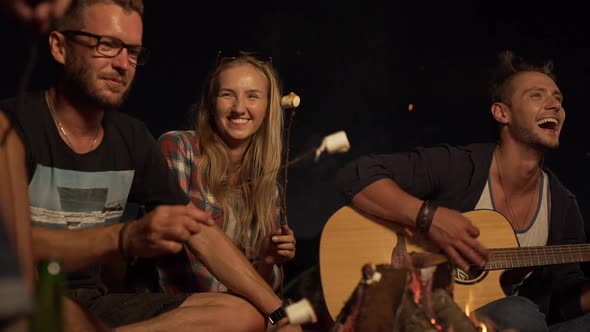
[
  {"x1": 61, "y1": 30, "x2": 150, "y2": 66},
  {"x1": 216, "y1": 51, "x2": 272, "y2": 66}
]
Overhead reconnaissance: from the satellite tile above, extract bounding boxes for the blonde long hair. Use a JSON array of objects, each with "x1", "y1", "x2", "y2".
[{"x1": 195, "y1": 54, "x2": 284, "y2": 256}]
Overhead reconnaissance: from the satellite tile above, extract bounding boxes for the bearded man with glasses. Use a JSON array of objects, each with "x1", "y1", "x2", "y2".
[{"x1": 0, "y1": 0, "x2": 297, "y2": 331}]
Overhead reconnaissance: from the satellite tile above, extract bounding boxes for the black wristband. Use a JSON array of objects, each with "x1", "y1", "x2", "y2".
[
  {"x1": 267, "y1": 302, "x2": 287, "y2": 325},
  {"x1": 416, "y1": 200, "x2": 438, "y2": 234}
]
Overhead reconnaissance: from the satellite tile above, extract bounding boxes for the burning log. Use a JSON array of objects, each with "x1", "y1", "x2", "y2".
[
  {"x1": 432, "y1": 288, "x2": 478, "y2": 332},
  {"x1": 330, "y1": 264, "x2": 408, "y2": 332},
  {"x1": 328, "y1": 251, "x2": 494, "y2": 332},
  {"x1": 331, "y1": 252, "x2": 460, "y2": 332},
  {"x1": 402, "y1": 252, "x2": 453, "y2": 319},
  {"x1": 397, "y1": 292, "x2": 439, "y2": 332}
]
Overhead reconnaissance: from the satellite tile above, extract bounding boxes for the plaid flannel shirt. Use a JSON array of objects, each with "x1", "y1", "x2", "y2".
[{"x1": 156, "y1": 130, "x2": 282, "y2": 293}]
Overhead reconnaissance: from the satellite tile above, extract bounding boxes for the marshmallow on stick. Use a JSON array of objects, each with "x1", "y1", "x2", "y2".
[
  {"x1": 281, "y1": 92, "x2": 301, "y2": 109},
  {"x1": 315, "y1": 131, "x2": 351, "y2": 161},
  {"x1": 286, "y1": 298, "x2": 318, "y2": 325}
]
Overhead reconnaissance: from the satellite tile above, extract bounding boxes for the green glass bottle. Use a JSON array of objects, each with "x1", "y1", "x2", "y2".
[{"x1": 29, "y1": 259, "x2": 65, "y2": 332}]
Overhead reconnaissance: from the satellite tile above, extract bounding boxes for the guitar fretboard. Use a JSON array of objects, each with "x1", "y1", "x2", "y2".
[{"x1": 485, "y1": 244, "x2": 590, "y2": 270}]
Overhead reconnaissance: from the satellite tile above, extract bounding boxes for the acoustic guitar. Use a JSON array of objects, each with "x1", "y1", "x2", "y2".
[{"x1": 319, "y1": 206, "x2": 590, "y2": 320}]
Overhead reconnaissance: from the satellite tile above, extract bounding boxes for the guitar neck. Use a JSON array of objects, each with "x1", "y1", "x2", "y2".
[{"x1": 485, "y1": 244, "x2": 590, "y2": 270}]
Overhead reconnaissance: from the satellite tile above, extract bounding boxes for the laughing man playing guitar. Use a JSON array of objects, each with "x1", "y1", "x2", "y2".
[{"x1": 334, "y1": 51, "x2": 590, "y2": 332}]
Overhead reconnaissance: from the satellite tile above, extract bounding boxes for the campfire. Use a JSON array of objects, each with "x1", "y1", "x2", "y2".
[{"x1": 330, "y1": 252, "x2": 491, "y2": 332}]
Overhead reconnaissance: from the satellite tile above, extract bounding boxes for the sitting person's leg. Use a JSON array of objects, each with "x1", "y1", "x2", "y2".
[
  {"x1": 476, "y1": 296, "x2": 548, "y2": 332},
  {"x1": 68, "y1": 288, "x2": 188, "y2": 328},
  {"x1": 64, "y1": 297, "x2": 112, "y2": 332},
  {"x1": 116, "y1": 292, "x2": 266, "y2": 332},
  {"x1": 549, "y1": 313, "x2": 590, "y2": 332},
  {"x1": 71, "y1": 288, "x2": 266, "y2": 332}
]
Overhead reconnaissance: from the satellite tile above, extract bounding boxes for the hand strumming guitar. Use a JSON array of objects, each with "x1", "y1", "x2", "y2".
[{"x1": 426, "y1": 206, "x2": 489, "y2": 272}]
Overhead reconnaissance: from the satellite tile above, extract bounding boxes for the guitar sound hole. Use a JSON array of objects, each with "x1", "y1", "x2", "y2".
[{"x1": 453, "y1": 267, "x2": 487, "y2": 285}]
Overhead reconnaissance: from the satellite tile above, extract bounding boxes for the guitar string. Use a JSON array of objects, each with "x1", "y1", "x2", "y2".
[{"x1": 486, "y1": 245, "x2": 589, "y2": 267}]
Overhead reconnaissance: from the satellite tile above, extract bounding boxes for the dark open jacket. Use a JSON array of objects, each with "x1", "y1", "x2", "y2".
[{"x1": 336, "y1": 142, "x2": 588, "y2": 324}]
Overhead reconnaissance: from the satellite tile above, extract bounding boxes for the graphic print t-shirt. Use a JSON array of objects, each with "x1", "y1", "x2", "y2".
[{"x1": 1, "y1": 91, "x2": 189, "y2": 288}]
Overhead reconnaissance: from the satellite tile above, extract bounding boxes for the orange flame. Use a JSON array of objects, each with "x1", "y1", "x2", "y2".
[
  {"x1": 463, "y1": 292, "x2": 489, "y2": 331},
  {"x1": 465, "y1": 309, "x2": 489, "y2": 332},
  {"x1": 479, "y1": 321, "x2": 488, "y2": 332}
]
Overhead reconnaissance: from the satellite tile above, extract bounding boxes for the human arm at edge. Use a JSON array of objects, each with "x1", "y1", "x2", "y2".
[
  {"x1": 186, "y1": 225, "x2": 283, "y2": 315},
  {"x1": 350, "y1": 176, "x2": 487, "y2": 271},
  {"x1": 351, "y1": 177, "x2": 424, "y2": 228},
  {"x1": 0, "y1": 111, "x2": 34, "y2": 287},
  {"x1": 32, "y1": 222, "x2": 124, "y2": 272}
]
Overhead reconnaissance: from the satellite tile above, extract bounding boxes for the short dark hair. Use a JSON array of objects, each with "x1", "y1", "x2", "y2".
[
  {"x1": 54, "y1": 0, "x2": 144, "y2": 31},
  {"x1": 490, "y1": 50, "x2": 555, "y2": 104}
]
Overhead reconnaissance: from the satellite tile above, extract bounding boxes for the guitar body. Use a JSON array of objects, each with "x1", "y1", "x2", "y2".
[{"x1": 319, "y1": 206, "x2": 519, "y2": 320}]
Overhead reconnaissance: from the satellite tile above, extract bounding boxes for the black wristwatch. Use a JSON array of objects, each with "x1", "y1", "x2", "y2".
[{"x1": 267, "y1": 302, "x2": 287, "y2": 325}]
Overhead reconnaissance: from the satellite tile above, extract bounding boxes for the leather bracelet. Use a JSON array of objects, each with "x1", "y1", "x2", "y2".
[
  {"x1": 416, "y1": 200, "x2": 438, "y2": 234},
  {"x1": 267, "y1": 302, "x2": 287, "y2": 325}
]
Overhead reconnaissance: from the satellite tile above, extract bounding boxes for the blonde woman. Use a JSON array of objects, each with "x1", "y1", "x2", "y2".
[{"x1": 157, "y1": 52, "x2": 296, "y2": 295}]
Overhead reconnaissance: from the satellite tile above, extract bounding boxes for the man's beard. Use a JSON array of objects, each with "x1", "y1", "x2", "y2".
[
  {"x1": 511, "y1": 120, "x2": 560, "y2": 150},
  {"x1": 62, "y1": 51, "x2": 132, "y2": 110}
]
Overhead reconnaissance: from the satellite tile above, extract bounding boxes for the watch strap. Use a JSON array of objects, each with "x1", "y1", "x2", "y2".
[{"x1": 267, "y1": 302, "x2": 287, "y2": 325}]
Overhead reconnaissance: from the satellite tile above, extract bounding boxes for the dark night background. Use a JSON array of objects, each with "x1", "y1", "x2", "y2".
[{"x1": 2, "y1": 1, "x2": 589, "y2": 327}]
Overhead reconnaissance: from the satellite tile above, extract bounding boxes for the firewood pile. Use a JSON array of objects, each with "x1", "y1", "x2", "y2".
[{"x1": 330, "y1": 253, "x2": 490, "y2": 332}]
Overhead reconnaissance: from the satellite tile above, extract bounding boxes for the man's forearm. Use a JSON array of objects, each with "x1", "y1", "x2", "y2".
[
  {"x1": 187, "y1": 226, "x2": 283, "y2": 314},
  {"x1": 351, "y1": 178, "x2": 423, "y2": 228},
  {"x1": 32, "y1": 223, "x2": 123, "y2": 272}
]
